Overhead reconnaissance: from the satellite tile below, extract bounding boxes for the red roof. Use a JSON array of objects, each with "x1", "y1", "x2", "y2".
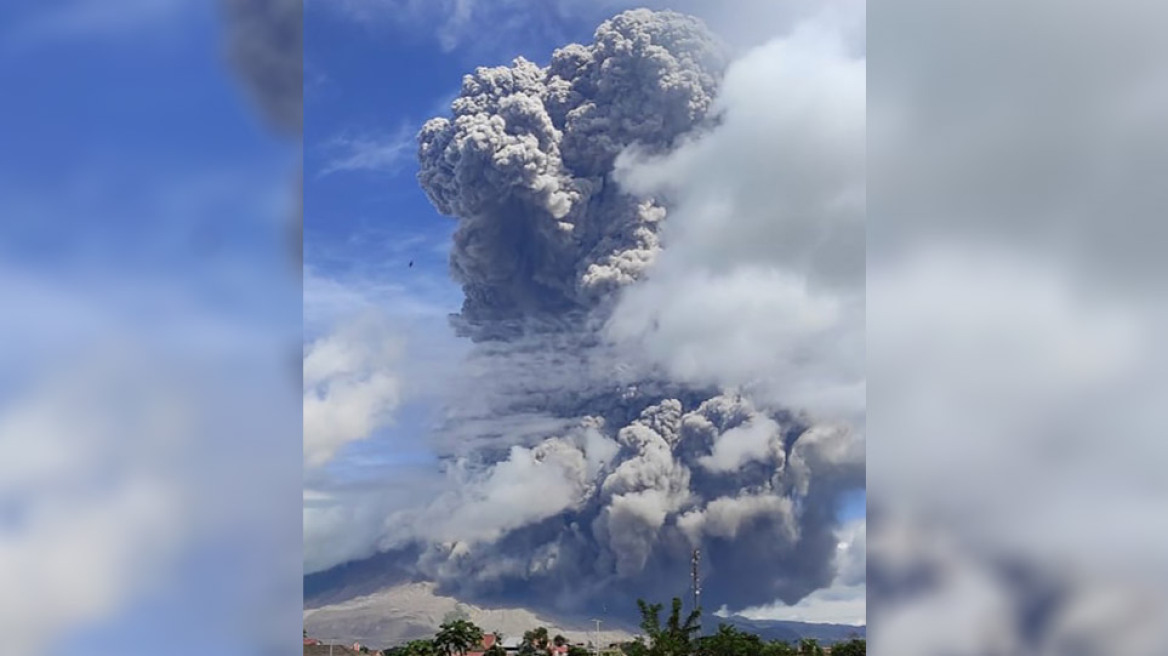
[{"x1": 467, "y1": 632, "x2": 500, "y2": 656}]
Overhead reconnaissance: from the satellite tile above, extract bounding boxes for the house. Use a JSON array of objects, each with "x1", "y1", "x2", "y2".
[{"x1": 466, "y1": 632, "x2": 500, "y2": 656}]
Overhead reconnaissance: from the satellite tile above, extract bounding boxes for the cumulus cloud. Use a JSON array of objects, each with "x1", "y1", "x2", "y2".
[
  {"x1": 318, "y1": 125, "x2": 416, "y2": 177},
  {"x1": 303, "y1": 315, "x2": 402, "y2": 468},
  {"x1": 606, "y1": 22, "x2": 865, "y2": 421}
]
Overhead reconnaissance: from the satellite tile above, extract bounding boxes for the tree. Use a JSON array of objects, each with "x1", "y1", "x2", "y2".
[
  {"x1": 436, "y1": 620, "x2": 484, "y2": 656},
  {"x1": 485, "y1": 644, "x2": 508, "y2": 656},
  {"x1": 567, "y1": 646, "x2": 590, "y2": 656},
  {"x1": 797, "y1": 638, "x2": 823, "y2": 656},
  {"x1": 403, "y1": 640, "x2": 441, "y2": 656},
  {"x1": 763, "y1": 641, "x2": 798, "y2": 656},
  {"x1": 520, "y1": 627, "x2": 551, "y2": 656},
  {"x1": 621, "y1": 640, "x2": 649, "y2": 656},
  {"x1": 828, "y1": 638, "x2": 865, "y2": 656},
  {"x1": 636, "y1": 598, "x2": 700, "y2": 656},
  {"x1": 695, "y1": 624, "x2": 763, "y2": 656},
  {"x1": 760, "y1": 640, "x2": 797, "y2": 656},
  {"x1": 553, "y1": 634, "x2": 567, "y2": 648}
]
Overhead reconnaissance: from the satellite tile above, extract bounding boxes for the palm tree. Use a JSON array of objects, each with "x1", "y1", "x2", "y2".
[
  {"x1": 636, "y1": 598, "x2": 700, "y2": 656},
  {"x1": 521, "y1": 627, "x2": 551, "y2": 656},
  {"x1": 436, "y1": 619, "x2": 484, "y2": 656}
]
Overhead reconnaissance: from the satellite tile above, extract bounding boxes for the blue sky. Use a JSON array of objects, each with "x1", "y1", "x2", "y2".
[
  {"x1": 301, "y1": 3, "x2": 612, "y2": 487},
  {"x1": 302, "y1": 3, "x2": 613, "y2": 327}
]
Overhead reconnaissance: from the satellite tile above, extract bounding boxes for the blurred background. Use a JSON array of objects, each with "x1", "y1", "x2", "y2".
[
  {"x1": 0, "y1": 0, "x2": 302, "y2": 653},
  {"x1": 867, "y1": 0, "x2": 1168, "y2": 654}
]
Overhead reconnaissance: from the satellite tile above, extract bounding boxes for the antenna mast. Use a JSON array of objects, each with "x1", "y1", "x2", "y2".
[{"x1": 691, "y1": 548, "x2": 702, "y2": 634}]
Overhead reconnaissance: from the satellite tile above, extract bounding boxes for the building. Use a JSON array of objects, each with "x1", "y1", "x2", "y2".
[{"x1": 466, "y1": 632, "x2": 500, "y2": 656}]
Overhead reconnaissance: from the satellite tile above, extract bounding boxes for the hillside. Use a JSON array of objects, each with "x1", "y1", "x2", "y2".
[
  {"x1": 303, "y1": 581, "x2": 864, "y2": 650},
  {"x1": 304, "y1": 582, "x2": 636, "y2": 649},
  {"x1": 719, "y1": 616, "x2": 865, "y2": 644}
]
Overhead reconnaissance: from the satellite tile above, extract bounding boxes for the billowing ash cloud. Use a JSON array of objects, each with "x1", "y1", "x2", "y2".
[
  {"x1": 388, "y1": 393, "x2": 861, "y2": 615},
  {"x1": 417, "y1": 9, "x2": 725, "y2": 335},
  {"x1": 308, "y1": 9, "x2": 864, "y2": 621}
]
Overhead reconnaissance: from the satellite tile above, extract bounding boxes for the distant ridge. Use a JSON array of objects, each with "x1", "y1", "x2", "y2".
[{"x1": 719, "y1": 615, "x2": 865, "y2": 644}]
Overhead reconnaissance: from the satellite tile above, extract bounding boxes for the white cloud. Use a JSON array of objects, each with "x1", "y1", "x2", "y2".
[
  {"x1": 422, "y1": 442, "x2": 588, "y2": 544},
  {"x1": 318, "y1": 125, "x2": 416, "y2": 177},
  {"x1": 697, "y1": 416, "x2": 781, "y2": 473},
  {"x1": 608, "y1": 18, "x2": 865, "y2": 423},
  {"x1": 304, "y1": 315, "x2": 403, "y2": 469}
]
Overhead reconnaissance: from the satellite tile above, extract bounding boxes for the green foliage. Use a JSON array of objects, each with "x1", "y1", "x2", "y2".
[
  {"x1": 758, "y1": 640, "x2": 797, "y2": 656},
  {"x1": 386, "y1": 599, "x2": 858, "y2": 656},
  {"x1": 435, "y1": 620, "x2": 485, "y2": 656},
  {"x1": 621, "y1": 639, "x2": 649, "y2": 656},
  {"x1": 759, "y1": 640, "x2": 797, "y2": 656},
  {"x1": 402, "y1": 639, "x2": 442, "y2": 656},
  {"x1": 828, "y1": 638, "x2": 865, "y2": 655},
  {"x1": 695, "y1": 624, "x2": 763, "y2": 656},
  {"x1": 520, "y1": 626, "x2": 551, "y2": 656},
  {"x1": 635, "y1": 597, "x2": 701, "y2": 656},
  {"x1": 797, "y1": 638, "x2": 823, "y2": 656}
]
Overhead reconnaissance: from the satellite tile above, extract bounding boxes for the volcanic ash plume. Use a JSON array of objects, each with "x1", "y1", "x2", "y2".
[
  {"x1": 366, "y1": 9, "x2": 864, "y2": 620},
  {"x1": 417, "y1": 9, "x2": 725, "y2": 334}
]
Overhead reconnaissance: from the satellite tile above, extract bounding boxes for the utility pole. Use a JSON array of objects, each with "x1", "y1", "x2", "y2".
[
  {"x1": 691, "y1": 548, "x2": 702, "y2": 635},
  {"x1": 591, "y1": 618, "x2": 602, "y2": 656}
]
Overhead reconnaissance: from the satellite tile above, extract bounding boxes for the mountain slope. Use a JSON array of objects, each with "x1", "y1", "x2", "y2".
[
  {"x1": 304, "y1": 582, "x2": 636, "y2": 650},
  {"x1": 303, "y1": 581, "x2": 863, "y2": 650},
  {"x1": 719, "y1": 616, "x2": 865, "y2": 644}
]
